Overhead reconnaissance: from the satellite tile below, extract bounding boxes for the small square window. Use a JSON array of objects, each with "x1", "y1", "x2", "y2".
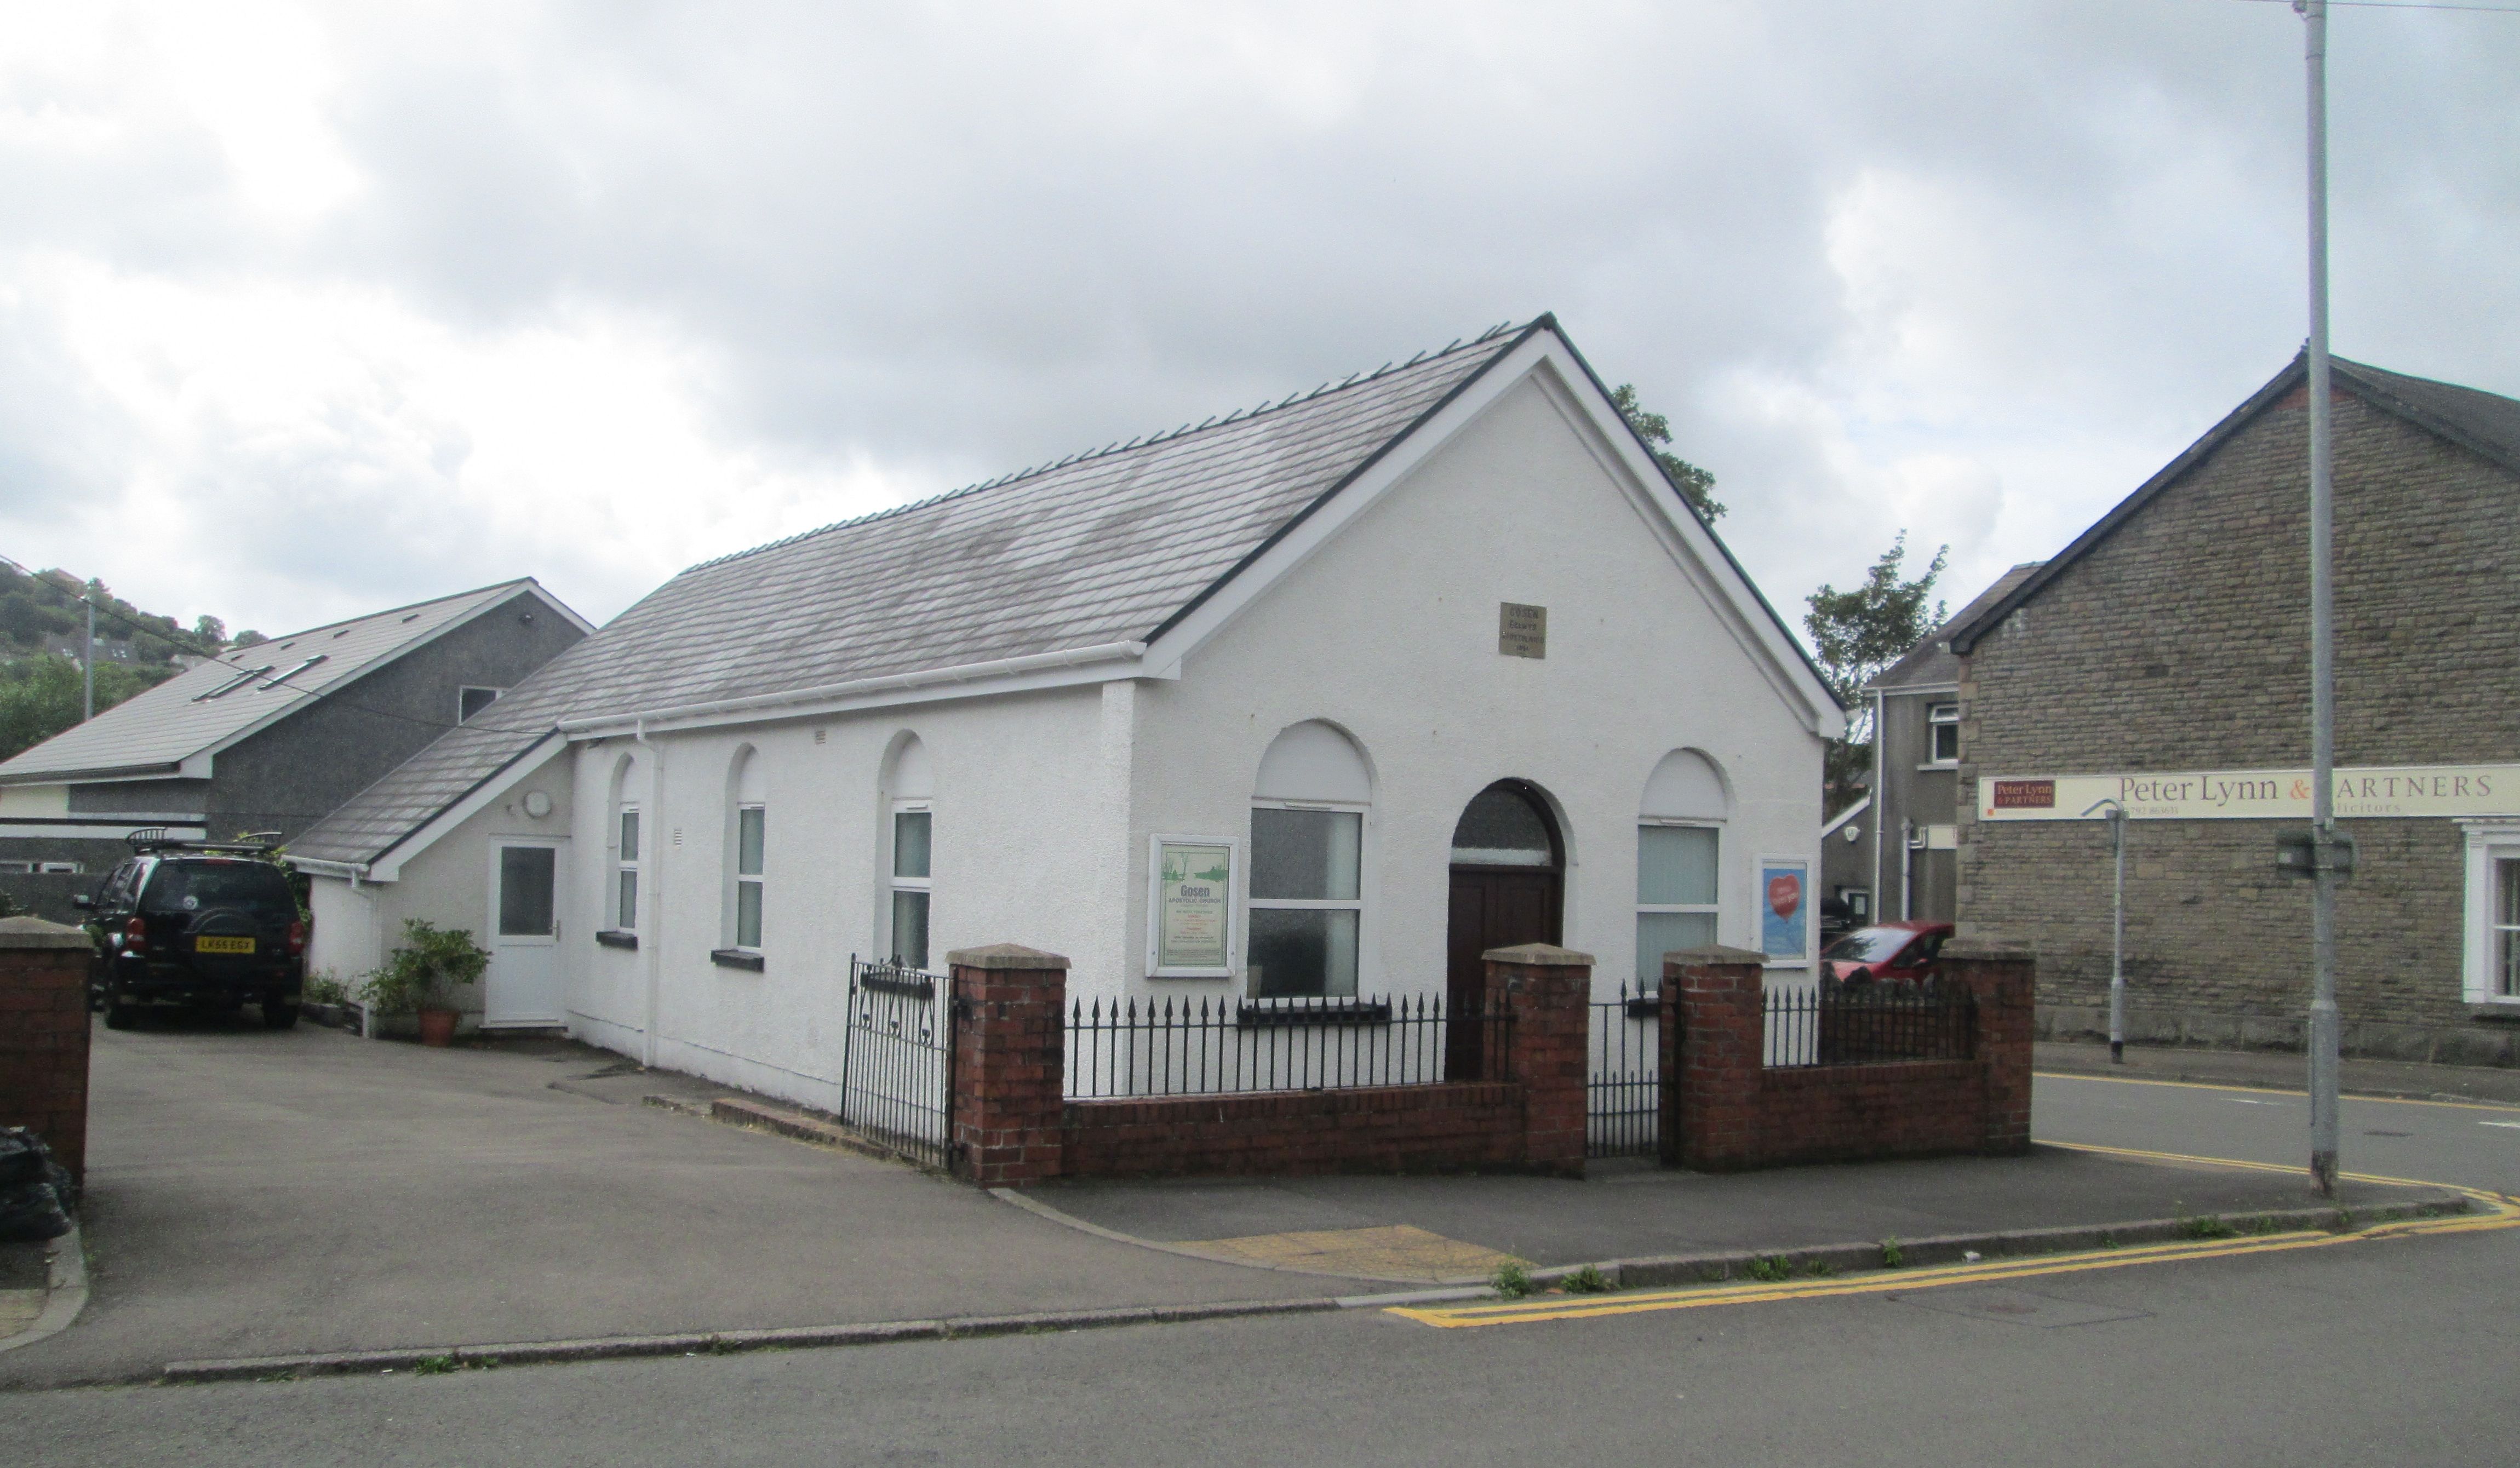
[{"x1": 1928, "y1": 703, "x2": 1961, "y2": 764}]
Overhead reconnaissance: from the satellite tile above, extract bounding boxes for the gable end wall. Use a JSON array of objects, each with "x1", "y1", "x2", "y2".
[{"x1": 1957, "y1": 387, "x2": 2520, "y2": 1063}]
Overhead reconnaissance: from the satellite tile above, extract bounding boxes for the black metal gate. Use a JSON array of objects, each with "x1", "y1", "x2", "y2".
[
  {"x1": 839, "y1": 956, "x2": 955, "y2": 1169},
  {"x1": 1587, "y1": 984, "x2": 1661, "y2": 1158}
]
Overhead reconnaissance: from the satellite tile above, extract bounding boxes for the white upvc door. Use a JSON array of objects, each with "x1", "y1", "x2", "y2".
[{"x1": 486, "y1": 839, "x2": 566, "y2": 1027}]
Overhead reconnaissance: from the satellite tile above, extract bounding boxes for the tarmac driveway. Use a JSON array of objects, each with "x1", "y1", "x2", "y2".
[{"x1": 0, "y1": 1020, "x2": 1337, "y2": 1389}]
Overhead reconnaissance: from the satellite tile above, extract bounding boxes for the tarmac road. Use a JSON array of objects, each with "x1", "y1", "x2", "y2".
[
  {"x1": 2032, "y1": 1067, "x2": 2520, "y2": 1194},
  {"x1": 9, "y1": 1191, "x2": 2517, "y2": 1466},
  {"x1": 8, "y1": 1069, "x2": 2516, "y2": 1465}
]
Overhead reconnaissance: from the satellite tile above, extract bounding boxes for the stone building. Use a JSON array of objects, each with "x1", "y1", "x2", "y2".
[{"x1": 1948, "y1": 353, "x2": 2520, "y2": 1065}]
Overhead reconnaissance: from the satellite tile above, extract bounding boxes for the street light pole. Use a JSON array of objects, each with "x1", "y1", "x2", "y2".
[
  {"x1": 82, "y1": 593, "x2": 94, "y2": 724},
  {"x1": 2298, "y1": 0, "x2": 2341, "y2": 1198}
]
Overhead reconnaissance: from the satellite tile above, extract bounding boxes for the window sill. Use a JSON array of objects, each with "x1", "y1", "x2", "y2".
[
  {"x1": 595, "y1": 930, "x2": 638, "y2": 950},
  {"x1": 1238, "y1": 998, "x2": 1392, "y2": 1027},
  {"x1": 2465, "y1": 1002, "x2": 2520, "y2": 1022},
  {"x1": 1915, "y1": 761, "x2": 1960, "y2": 772},
  {"x1": 711, "y1": 948, "x2": 765, "y2": 972}
]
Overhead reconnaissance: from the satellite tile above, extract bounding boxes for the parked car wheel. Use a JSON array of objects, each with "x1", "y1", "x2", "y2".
[
  {"x1": 102, "y1": 998, "x2": 137, "y2": 1030},
  {"x1": 261, "y1": 999, "x2": 300, "y2": 1030}
]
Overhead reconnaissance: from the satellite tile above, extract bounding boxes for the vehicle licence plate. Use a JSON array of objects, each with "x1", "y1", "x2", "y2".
[{"x1": 195, "y1": 936, "x2": 255, "y2": 955}]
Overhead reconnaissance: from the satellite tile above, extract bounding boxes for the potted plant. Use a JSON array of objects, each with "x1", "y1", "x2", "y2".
[{"x1": 359, "y1": 920, "x2": 491, "y2": 1047}]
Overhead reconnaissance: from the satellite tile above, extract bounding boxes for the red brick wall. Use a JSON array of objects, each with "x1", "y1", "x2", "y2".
[
  {"x1": 948, "y1": 943, "x2": 1593, "y2": 1182},
  {"x1": 1061, "y1": 1083, "x2": 1526, "y2": 1177},
  {"x1": 947, "y1": 946, "x2": 1068, "y2": 1186},
  {"x1": 1665, "y1": 945, "x2": 2035, "y2": 1172},
  {"x1": 0, "y1": 931, "x2": 92, "y2": 1182}
]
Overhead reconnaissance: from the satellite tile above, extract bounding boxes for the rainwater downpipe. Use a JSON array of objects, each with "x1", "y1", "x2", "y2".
[{"x1": 636, "y1": 718, "x2": 665, "y2": 1069}]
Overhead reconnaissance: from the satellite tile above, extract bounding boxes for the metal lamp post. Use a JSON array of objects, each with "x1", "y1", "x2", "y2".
[{"x1": 2295, "y1": 0, "x2": 2343, "y2": 1197}]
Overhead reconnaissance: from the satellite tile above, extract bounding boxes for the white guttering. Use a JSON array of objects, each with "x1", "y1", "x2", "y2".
[{"x1": 555, "y1": 641, "x2": 1152, "y2": 738}]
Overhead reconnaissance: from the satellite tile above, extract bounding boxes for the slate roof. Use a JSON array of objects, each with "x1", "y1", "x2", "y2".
[
  {"x1": 1950, "y1": 353, "x2": 2520, "y2": 655},
  {"x1": 0, "y1": 580, "x2": 549, "y2": 785},
  {"x1": 1868, "y1": 563, "x2": 2043, "y2": 693},
  {"x1": 291, "y1": 322, "x2": 1562, "y2": 868}
]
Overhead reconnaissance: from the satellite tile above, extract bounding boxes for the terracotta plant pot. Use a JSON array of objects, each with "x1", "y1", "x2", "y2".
[{"x1": 416, "y1": 1007, "x2": 459, "y2": 1047}]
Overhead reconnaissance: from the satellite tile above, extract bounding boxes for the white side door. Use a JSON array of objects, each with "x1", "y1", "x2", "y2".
[{"x1": 486, "y1": 840, "x2": 565, "y2": 1027}]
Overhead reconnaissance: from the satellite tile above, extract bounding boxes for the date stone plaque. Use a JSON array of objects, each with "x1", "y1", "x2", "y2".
[{"x1": 1498, "y1": 602, "x2": 1547, "y2": 660}]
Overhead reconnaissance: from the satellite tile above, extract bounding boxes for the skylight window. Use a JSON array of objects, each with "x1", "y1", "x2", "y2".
[
  {"x1": 259, "y1": 655, "x2": 329, "y2": 690},
  {"x1": 193, "y1": 666, "x2": 275, "y2": 701}
]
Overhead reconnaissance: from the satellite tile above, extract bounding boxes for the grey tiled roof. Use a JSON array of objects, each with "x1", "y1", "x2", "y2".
[
  {"x1": 1869, "y1": 563, "x2": 2043, "y2": 693},
  {"x1": 0, "y1": 580, "x2": 540, "y2": 784},
  {"x1": 291, "y1": 324, "x2": 1540, "y2": 867}
]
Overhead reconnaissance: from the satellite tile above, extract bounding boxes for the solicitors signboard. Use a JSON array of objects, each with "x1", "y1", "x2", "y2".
[{"x1": 1979, "y1": 763, "x2": 2520, "y2": 822}]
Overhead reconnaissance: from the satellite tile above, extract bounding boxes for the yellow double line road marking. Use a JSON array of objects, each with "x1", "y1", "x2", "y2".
[{"x1": 1389, "y1": 1145, "x2": 2520, "y2": 1330}]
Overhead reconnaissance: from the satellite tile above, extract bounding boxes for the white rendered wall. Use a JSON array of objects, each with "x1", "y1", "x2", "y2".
[
  {"x1": 1125, "y1": 368, "x2": 1825, "y2": 1006},
  {"x1": 308, "y1": 753, "x2": 575, "y2": 1022},
  {"x1": 555, "y1": 688, "x2": 1115, "y2": 1112}
]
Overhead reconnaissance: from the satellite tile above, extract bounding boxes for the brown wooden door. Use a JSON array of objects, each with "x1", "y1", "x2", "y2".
[{"x1": 1446, "y1": 867, "x2": 1562, "y2": 1079}]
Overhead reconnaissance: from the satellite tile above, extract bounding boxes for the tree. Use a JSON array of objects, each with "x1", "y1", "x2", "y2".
[
  {"x1": 1804, "y1": 531, "x2": 1948, "y2": 815},
  {"x1": 193, "y1": 615, "x2": 227, "y2": 645},
  {"x1": 232, "y1": 629, "x2": 267, "y2": 649},
  {"x1": 1608, "y1": 384, "x2": 1724, "y2": 523}
]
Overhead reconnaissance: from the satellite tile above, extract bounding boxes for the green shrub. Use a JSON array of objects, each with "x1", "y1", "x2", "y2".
[
  {"x1": 1490, "y1": 1260, "x2": 1535, "y2": 1299},
  {"x1": 304, "y1": 971, "x2": 348, "y2": 1007},
  {"x1": 360, "y1": 920, "x2": 490, "y2": 1013},
  {"x1": 1880, "y1": 1237, "x2": 1905, "y2": 1269},
  {"x1": 1561, "y1": 1264, "x2": 1613, "y2": 1294}
]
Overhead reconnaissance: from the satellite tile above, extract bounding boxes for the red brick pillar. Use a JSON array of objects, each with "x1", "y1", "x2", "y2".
[
  {"x1": 0, "y1": 916, "x2": 94, "y2": 1183},
  {"x1": 948, "y1": 944, "x2": 1069, "y2": 1185},
  {"x1": 1666, "y1": 946, "x2": 1769, "y2": 1172},
  {"x1": 1944, "y1": 941, "x2": 2035, "y2": 1155},
  {"x1": 1482, "y1": 943, "x2": 1591, "y2": 1179}
]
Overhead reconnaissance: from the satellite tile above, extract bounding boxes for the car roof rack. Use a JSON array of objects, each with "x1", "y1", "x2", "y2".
[{"x1": 125, "y1": 829, "x2": 284, "y2": 856}]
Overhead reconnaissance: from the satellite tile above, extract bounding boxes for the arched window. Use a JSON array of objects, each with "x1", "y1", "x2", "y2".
[
  {"x1": 607, "y1": 753, "x2": 640, "y2": 935},
  {"x1": 1636, "y1": 749, "x2": 1728, "y2": 984},
  {"x1": 1249, "y1": 721, "x2": 1372, "y2": 998},
  {"x1": 883, "y1": 735, "x2": 933, "y2": 968},
  {"x1": 724, "y1": 747, "x2": 767, "y2": 954}
]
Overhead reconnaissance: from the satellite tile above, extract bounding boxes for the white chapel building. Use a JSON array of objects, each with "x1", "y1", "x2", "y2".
[{"x1": 291, "y1": 317, "x2": 1844, "y2": 1110}]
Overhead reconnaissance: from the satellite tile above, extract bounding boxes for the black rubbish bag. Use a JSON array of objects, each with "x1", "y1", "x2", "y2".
[
  {"x1": 0, "y1": 1129, "x2": 48, "y2": 1188},
  {"x1": 0, "y1": 1129, "x2": 74, "y2": 1242}
]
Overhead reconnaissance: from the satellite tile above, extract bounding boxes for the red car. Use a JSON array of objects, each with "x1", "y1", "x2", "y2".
[{"x1": 1817, "y1": 920, "x2": 1954, "y2": 984}]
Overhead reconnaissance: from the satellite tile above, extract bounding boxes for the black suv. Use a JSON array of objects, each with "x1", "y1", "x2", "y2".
[{"x1": 75, "y1": 837, "x2": 306, "y2": 1030}]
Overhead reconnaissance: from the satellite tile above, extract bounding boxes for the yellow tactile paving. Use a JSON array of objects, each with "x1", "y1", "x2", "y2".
[
  {"x1": 0, "y1": 1288, "x2": 41, "y2": 1338},
  {"x1": 1176, "y1": 1225, "x2": 1521, "y2": 1281}
]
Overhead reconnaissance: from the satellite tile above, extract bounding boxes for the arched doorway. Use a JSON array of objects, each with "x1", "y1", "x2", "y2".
[{"x1": 1445, "y1": 780, "x2": 1564, "y2": 1077}]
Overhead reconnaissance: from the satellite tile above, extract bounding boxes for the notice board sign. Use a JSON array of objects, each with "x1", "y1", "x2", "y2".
[
  {"x1": 1148, "y1": 835, "x2": 1237, "y2": 978},
  {"x1": 1759, "y1": 856, "x2": 1809, "y2": 966},
  {"x1": 1499, "y1": 603, "x2": 1547, "y2": 659}
]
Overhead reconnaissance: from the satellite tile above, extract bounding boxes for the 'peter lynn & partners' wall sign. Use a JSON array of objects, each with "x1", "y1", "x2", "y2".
[{"x1": 1980, "y1": 763, "x2": 2520, "y2": 822}]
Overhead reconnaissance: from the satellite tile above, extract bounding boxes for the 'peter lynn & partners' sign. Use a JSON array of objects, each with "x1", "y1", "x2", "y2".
[{"x1": 1980, "y1": 764, "x2": 2520, "y2": 821}]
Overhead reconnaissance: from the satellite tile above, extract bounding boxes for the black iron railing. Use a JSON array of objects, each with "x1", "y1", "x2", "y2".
[
  {"x1": 1588, "y1": 983, "x2": 1662, "y2": 1158},
  {"x1": 1063, "y1": 993, "x2": 1510, "y2": 1099},
  {"x1": 1766, "y1": 979, "x2": 1975, "y2": 1068},
  {"x1": 839, "y1": 956, "x2": 954, "y2": 1167}
]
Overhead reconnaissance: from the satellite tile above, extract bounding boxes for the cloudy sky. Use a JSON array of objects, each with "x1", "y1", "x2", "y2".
[{"x1": 3, "y1": 1, "x2": 2513, "y2": 642}]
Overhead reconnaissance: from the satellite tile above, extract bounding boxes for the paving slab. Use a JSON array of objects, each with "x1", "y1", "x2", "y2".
[{"x1": 1020, "y1": 1144, "x2": 2441, "y2": 1278}]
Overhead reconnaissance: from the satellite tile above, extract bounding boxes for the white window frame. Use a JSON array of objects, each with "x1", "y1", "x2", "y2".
[
  {"x1": 1244, "y1": 798, "x2": 1368, "y2": 1001},
  {"x1": 614, "y1": 803, "x2": 640, "y2": 934},
  {"x1": 731, "y1": 802, "x2": 765, "y2": 952},
  {"x1": 885, "y1": 800, "x2": 932, "y2": 968},
  {"x1": 2462, "y1": 823, "x2": 2520, "y2": 1006},
  {"x1": 1926, "y1": 702, "x2": 1961, "y2": 766},
  {"x1": 1636, "y1": 819, "x2": 1722, "y2": 985}
]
